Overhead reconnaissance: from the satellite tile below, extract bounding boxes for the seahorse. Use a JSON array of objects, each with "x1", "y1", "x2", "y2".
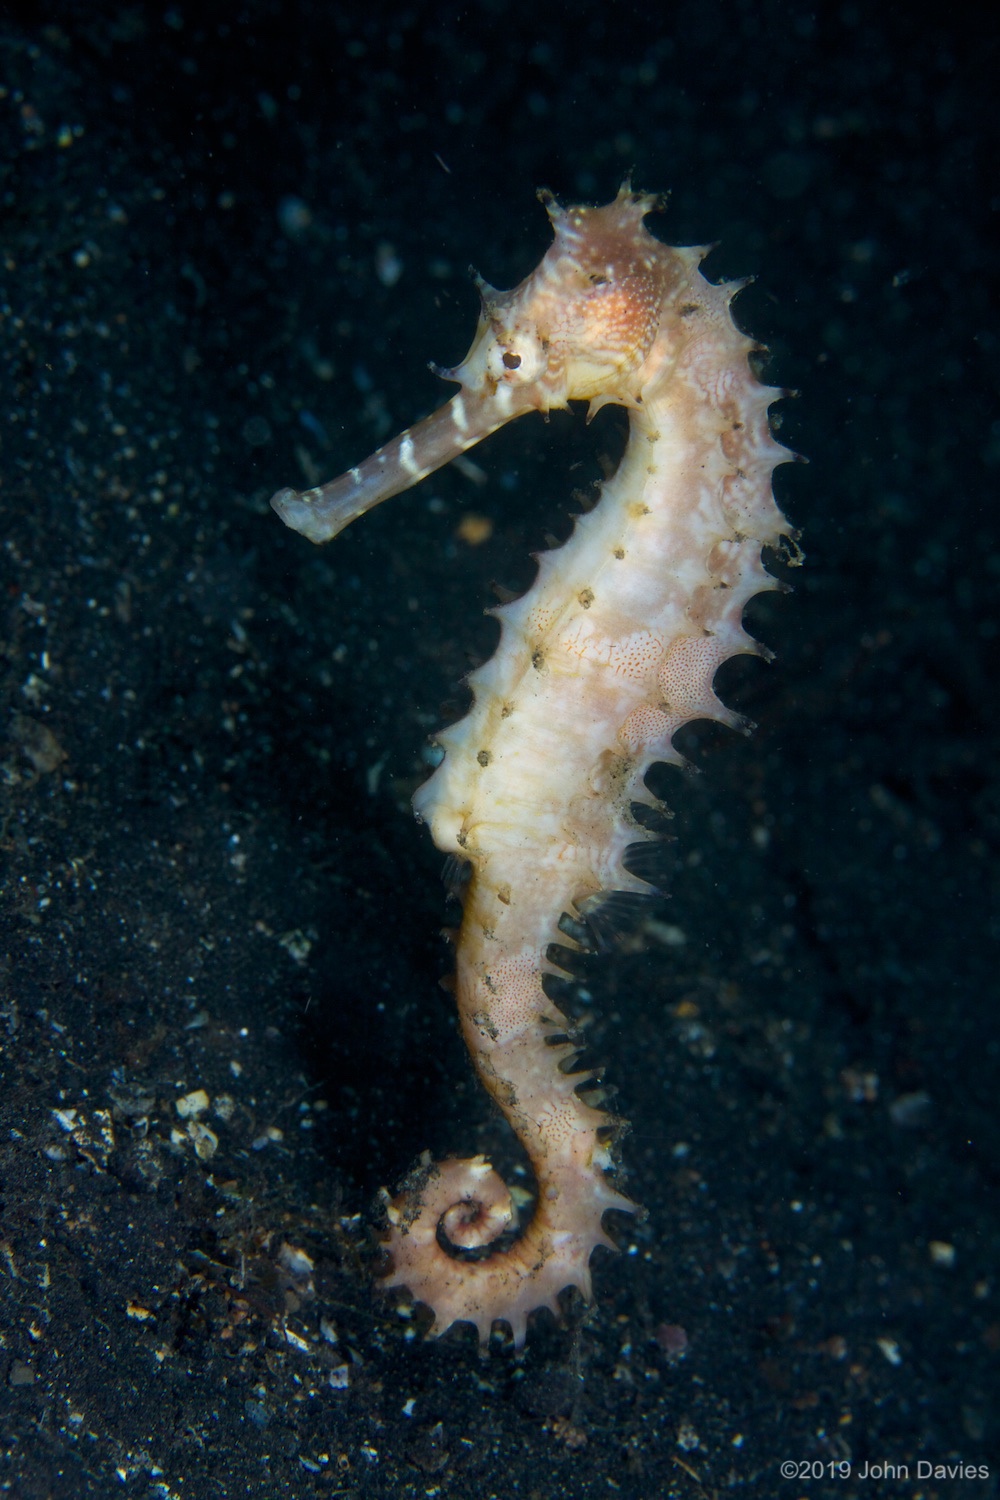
[{"x1": 271, "y1": 183, "x2": 797, "y2": 1347}]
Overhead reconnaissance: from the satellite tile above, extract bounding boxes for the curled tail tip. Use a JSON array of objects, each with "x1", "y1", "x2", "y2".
[{"x1": 377, "y1": 1146, "x2": 636, "y2": 1348}]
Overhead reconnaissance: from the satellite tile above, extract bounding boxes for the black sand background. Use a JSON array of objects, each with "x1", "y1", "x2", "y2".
[{"x1": 1, "y1": 3, "x2": 997, "y2": 1496}]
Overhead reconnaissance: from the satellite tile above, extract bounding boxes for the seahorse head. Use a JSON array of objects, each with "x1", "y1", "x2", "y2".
[
  {"x1": 439, "y1": 183, "x2": 681, "y2": 417},
  {"x1": 271, "y1": 183, "x2": 704, "y2": 546}
]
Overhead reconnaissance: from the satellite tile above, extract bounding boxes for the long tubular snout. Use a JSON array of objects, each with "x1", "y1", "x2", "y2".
[{"x1": 270, "y1": 390, "x2": 513, "y2": 544}]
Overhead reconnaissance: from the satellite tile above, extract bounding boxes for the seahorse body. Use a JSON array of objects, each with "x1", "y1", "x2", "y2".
[{"x1": 272, "y1": 185, "x2": 795, "y2": 1346}]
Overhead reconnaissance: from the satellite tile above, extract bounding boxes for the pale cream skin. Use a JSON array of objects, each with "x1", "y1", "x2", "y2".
[{"x1": 272, "y1": 185, "x2": 797, "y2": 1347}]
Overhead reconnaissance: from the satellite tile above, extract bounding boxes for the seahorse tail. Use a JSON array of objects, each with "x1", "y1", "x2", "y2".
[
  {"x1": 383, "y1": 948, "x2": 632, "y2": 1350},
  {"x1": 381, "y1": 1133, "x2": 632, "y2": 1348}
]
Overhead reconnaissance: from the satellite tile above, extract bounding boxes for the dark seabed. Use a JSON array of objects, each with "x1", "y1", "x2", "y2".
[{"x1": 1, "y1": 2, "x2": 997, "y2": 1497}]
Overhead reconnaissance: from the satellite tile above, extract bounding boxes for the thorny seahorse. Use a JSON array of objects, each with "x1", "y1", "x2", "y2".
[{"x1": 271, "y1": 183, "x2": 798, "y2": 1348}]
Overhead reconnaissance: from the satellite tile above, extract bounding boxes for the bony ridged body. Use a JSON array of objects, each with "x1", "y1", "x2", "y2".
[{"x1": 271, "y1": 185, "x2": 796, "y2": 1347}]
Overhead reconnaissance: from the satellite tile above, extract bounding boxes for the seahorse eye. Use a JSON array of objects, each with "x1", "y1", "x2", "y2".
[{"x1": 483, "y1": 328, "x2": 547, "y2": 388}]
